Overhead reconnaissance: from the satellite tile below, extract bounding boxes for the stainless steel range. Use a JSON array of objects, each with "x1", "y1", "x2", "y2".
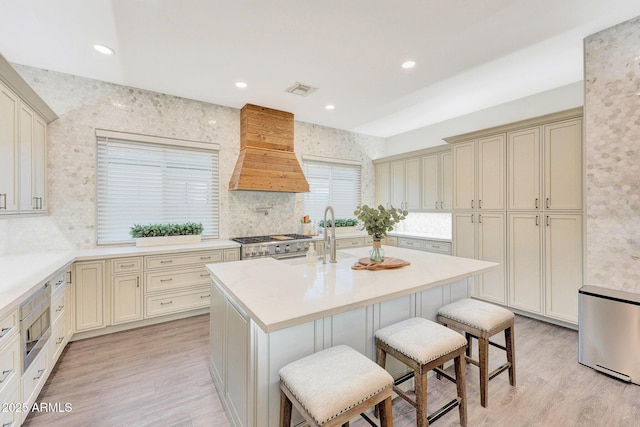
[{"x1": 232, "y1": 234, "x2": 313, "y2": 260}]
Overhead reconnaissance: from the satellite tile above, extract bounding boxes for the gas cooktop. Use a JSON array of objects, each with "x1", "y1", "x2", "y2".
[{"x1": 231, "y1": 234, "x2": 312, "y2": 244}]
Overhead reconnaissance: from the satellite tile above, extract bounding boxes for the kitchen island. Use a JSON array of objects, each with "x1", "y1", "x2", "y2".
[{"x1": 206, "y1": 246, "x2": 498, "y2": 427}]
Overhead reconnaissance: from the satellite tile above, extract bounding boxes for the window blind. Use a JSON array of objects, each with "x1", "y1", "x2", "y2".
[
  {"x1": 302, "y1": 158, "x2": 361, "y2": 222},
  {"x1": 96, "y1": 132, "x2": 219, "y2": 245}
]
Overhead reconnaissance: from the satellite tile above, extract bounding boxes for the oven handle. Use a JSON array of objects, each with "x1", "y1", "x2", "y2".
[{"x1": 272, "y1": 252, "x2": 308, "y2": 260}]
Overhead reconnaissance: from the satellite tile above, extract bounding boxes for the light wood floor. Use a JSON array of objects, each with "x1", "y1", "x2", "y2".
[{"x1": 24, "y1": 314, "x2": 639, "y2": 427}]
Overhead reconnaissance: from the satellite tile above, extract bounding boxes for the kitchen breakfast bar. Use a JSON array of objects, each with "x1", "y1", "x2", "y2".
[{"x1": 206, "y1": 246, "x2": 498, "y2": 427}]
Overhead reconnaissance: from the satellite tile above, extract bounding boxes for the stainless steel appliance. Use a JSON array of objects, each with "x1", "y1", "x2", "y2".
[
  {"x1": 232, "y1": 234, "x2": 313, "y2": 260},
  {"x1": 20, "y1": 282, "x2": 51, "y2": 372},
  {"x1": 578, "y1": 285, "x2": 640, "y2": 385}
]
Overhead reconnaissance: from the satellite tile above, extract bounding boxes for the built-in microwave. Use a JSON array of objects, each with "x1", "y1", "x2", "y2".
[{"x1": 20, "y1": 282, "x2": 51, "y2": 372}]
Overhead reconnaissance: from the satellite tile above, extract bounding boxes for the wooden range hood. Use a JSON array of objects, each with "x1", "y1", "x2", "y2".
[{"x1": 228, "y1": 104, "x2": 309, "y2": 193}]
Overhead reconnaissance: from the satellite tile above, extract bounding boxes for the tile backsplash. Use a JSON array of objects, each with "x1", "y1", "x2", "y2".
[
  {"x1": 6, "y1": 65, "x2": 386, "y2": 251},
  {"x1": 584, "y1": 16, "x2": 640, "y2": 292}
]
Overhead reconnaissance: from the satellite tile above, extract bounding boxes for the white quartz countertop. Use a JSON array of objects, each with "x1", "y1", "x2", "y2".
[
  {"x1": 0, "y1": 240, "x2": 240, "y2": 319},
  {"x1": 207, "y1": 246, "x2": 497, "y2": 333}
]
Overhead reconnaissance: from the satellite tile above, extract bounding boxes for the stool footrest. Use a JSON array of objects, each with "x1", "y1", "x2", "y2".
[
  {"x1": 464, "y1": 356, "x2": 480, "y2": 367},
  {"x1": 394, "y1": 371, "x2": 415, "y2": 387},
  {"x1": 360, "y1": 411, "x2": 381, "y2": 427},
  {"x1": 489, "y1": 341, "x2": 507, "y2": 351},
  {"x1": 489, "y1": 362, "x2": 511, "y2": 381},
  {"x1": 393, "y1": 385, "x2": 418, "y2": 409},
  {"x1": 428, "y1": 398, "x2": 461, "y2": 424}
]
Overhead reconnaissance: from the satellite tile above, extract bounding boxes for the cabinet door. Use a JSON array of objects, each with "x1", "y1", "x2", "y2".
[
  {"x1": 75, "y1": 261, "x2": 105, "y2": 332},
  {"x1": 544, "y1": 119, "x2": 582, "y2": 210},
  {"x1": 112, "y1": 274, "x2": 142, "y2": 324},
  {"x1": 19, "y1": 103, "x2": 34, "y2": 211},
  {"x1": 404, "y1": 157, "x2": 420, "y2": 210},
  {"x1": 0, "y1": 81, "x2": 19, "y2": 213},
  {"x1": 375, "y1": 162, "x2": 390, "y2": 208},
  {"x1": 453, "y1": 212, "x2": 476, "y2": 259},
  {"x1": 477, "y1": 212, "x2": 506, "y2": 304},
  {"x1": 440, "y1": 151, "x2": 453, "y2": 210},
  {"x1": 544, "y1": 214, "x2": 583, "y2": 323},
  {"x1": 421, "y1": 154, "x2": 439, "y2": 210},
  {"x1": 508, "y1": 213, "x2": 542, "y2": 313},
  {"x1": 477, "y1": 134, "x2": 506, "y2": 210},
  {"x1": 32, "y1": 115, "x2": 47, "y2": 211},
  {"x1": 452, "y1": 140, "x2": 476, "y2": 210},
  {"x1": 508, "y1": 127, "x2": 541, "y2": 210},
  {"x1": 390, "y1": 160, "x2": 405, "y2": 208}
]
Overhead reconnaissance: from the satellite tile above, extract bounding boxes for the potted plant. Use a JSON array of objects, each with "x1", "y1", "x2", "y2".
[
  {"x1": 317, "y1": 218, "x2": 360, "y2": 235},
  {"x1": 129, "y1": 222, "x2": 204, "y2": 247},
  {"x1": 353, "y1": 205, "x2": 408, "y2": 262}
]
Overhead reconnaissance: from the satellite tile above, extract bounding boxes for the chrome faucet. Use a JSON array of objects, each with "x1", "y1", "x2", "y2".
[{"x1": 323, "y1": 206, "x2": 337, "y2": 264}]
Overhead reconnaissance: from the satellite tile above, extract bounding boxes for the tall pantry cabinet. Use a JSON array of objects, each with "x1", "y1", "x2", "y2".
[{"x1": 448, "y1": 109, "x2": 584, "y2": 325}]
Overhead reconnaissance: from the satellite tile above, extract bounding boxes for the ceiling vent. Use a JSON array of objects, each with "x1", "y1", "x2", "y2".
[{"x1": 285, "y1": 82, "x2": 318, "y2": 97}]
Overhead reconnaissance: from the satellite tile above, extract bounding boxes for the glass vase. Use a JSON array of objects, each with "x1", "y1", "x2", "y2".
[{"x1": 369, "y1": 240, "x2": 385, "y2": 262}]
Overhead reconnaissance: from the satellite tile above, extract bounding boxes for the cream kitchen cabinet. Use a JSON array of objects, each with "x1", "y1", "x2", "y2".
[
  {"x1": 397, "y1": 236, "x2": 452, "y2": 255},
  {"x1": 0, "y1": 80, "x2": 19, "y2": 214},
  {"x1": 452, "y1": 135, "x2": 505, "y2": 211},
  {"x1": 390, "y1": 158, "x2": 420, "y2": 210},
  {"x1": 508, "y1": 119, "x2": 582, "y2": 211},
  {"x1": 508, "y1": 212, "x2": 543, "y2": 313},
  {"x1": 112, "y1": 257, "x2": 143, "y2": 325},
  {"x1": 422, "y1": 150, "x2": 452, "y2": 211},
  {"x1": 453, "y1": 212, "x2": 506, "y2": 305},
  {"x1": 375, "y1": 162, "x2": 391, "y2": 208},
  {"x1": 0, "y1": 310, "x2": 20, "y2": 416},
  {"x1": 74, "y1": 261, "x2": 106, "y2": 332},
  {"x1": 49, "y1": 270, "x2": 70, "y2": 365},
  {"x1": 18, "y1": 102, "x2": 47, "y2": 213}
]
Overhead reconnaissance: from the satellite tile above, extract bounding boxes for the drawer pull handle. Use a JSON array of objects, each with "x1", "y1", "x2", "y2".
[
  {"x1": 56, "y1": 305, "x2": 64, "y2": 312},
  {"x1": 55, "y1": 279, "x2": 65, "y2": 287},
  {"x1": 200, "y1": 273, "x2": 209, "y2": 277},
  {"x1": 200, "y1": 256, "x2": 212, "y2": 260},
  {"x1": 432, "y1": 245, "x2": 440, "y2": 249},
  {"x1": 160, "y1": 301, "x2": 173, "y2": 306},
  {"x1": 56, "y1": 337, "x2": 64, "y2": 345},
  {"x1": 160, "y1": 278, "x2": 173, "y2": 282},
  {"x1": 0, "y1": 327, "x2": 11, "y2": 339},
  {"x1": 3, "y1": 421, "x2": 15, "y2": 427},
  {"x1": 200, "y1": 295, "x2": 210, "y2": 299},
  {"x1": 160, "y1": 260, "x2": 173, "y2": 264},
  {"x1": 120, "y1": 263, "x2": 135, "y2": 268},
  {"x1": 34, "y1": 369, "x2": 45, "y2": 381},
  {"x1": 0, "y1": 369, "x2": 12, "y2": 383}
]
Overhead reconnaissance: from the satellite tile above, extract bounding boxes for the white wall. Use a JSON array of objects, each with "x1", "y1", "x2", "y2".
[{"x1": 8, "y1": 65, "x2": 386, "y2": 249}]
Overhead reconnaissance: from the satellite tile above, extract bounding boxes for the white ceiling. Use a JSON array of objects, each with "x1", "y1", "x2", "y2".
[{"x1": 1, "y1": 0, "x2": 640, "y2": 138}]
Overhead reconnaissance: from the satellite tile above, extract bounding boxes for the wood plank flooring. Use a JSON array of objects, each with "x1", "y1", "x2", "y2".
[{"x1": 23, "y1": 314, "x2": 639, "y2": 427}]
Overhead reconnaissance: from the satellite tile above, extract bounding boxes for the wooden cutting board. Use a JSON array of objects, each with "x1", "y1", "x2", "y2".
[{"x1": 352, "y1": 257, "x2": 410, "y2": 271}]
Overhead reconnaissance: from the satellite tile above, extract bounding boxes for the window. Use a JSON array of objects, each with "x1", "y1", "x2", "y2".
[
  {"x1": 96, "y1": 130, "x2": 219, "y2": 245},
  {"x1": 302, "y1": 157, "x2": 361, "y2": 222}
]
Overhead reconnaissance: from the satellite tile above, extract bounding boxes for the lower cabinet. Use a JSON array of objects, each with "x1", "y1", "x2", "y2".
[
  {"x1": 145, "y1": 287, "x2": 211, "y2": 318},
  {"x1": 112, "y1": 274, "x2": 143, "y2": 324},
  {"x1": 74, "y1": 261, "x2": 106, "y2": 332}
]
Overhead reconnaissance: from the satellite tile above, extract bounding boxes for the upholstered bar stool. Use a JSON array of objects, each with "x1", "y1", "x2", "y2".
[
  {"x1": 437, "y1": 298, "x2": 516, "y2": 408},
  {"x1": 374, "y1": 317, "x2": 468, "y2": 427},
  {"x1": 279, "y1": 345, "x2": 394, "y2": 427}
]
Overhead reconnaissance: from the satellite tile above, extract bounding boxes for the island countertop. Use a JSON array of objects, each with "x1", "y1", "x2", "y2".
[{"x1": 206, "y1": 246, "x2": 498, "y2": 333}]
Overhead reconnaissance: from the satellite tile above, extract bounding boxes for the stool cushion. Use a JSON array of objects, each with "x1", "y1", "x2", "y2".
[
  {"x1": 375, "y1": 317, "x2": 467, "y2": 365},
  {"x1": 438, "y1": 298, "x2": 514, "y2": 332},
  {"x1": 279, "y1": 345, "x2": 393, "y2": 426}
]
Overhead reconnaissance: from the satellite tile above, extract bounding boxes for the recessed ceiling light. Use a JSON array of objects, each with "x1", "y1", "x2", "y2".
[
  {"x1": 402, "y1": 60, "x2": 416, "y2": 69},
  {"x1": 94, "y1": 44, "x2": 114, "y2": 55},
  {"x1": 235, "y1": 81, "x2": 247, "y2": 89},
  {"x1": 325, "y1": 104, "x2": 335, "y2": 110}
]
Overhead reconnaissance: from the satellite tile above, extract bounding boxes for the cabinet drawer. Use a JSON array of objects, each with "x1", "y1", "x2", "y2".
[
  {"x1": 112, "y1": 257, "x2": 143, "y2": 273},
  {"x1": 145, "y1": 250, "x2": 223, "y2": 270},
  {"x1": 0, "y1": 309, "x2": 18, "y2": 351},
  {"x1": 50, "y1": 272, "x2": 67, "y2": 296},
  {"x1": 0, "y1": 334, "x2": 20, "y2": 397},
  {"x1": 398, "y1": 237, "x2": 422, "y2": 249},
  {"x1": 51, "y1": 290, "x2": 66, "y2": 325},
  {"x1": 22, "y1": 348, "x2": 48, "y2": 408},
  {"x1": 49, "y1": 318, "x2": 66, "y2": 366},
  {"x1": 422, "y1": 241, "x2": 452, "y2": 254},
  {"x1": 145, "y1": 267, "x2": 210, "y2": 293},
  {"x1": 145, "y1": 287, "x2": 211, "y2": 318},
  {"x1": 336, "y1": 237, "x2": 365, "y2": 248},
  {"x1": 0, "y1": 378, "x2": 20, "y2": 427}
]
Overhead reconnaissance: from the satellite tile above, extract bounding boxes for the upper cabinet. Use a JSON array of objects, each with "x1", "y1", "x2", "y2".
[
  {"x1": 375, "y1": 146, "x2": 451, "y2": 212},
  {"x1": 0, "y1": 53, "x2": 56, "y2": 216},
  {"x1": 508, "y1": 118, "x2": 582, "y2": 211}
]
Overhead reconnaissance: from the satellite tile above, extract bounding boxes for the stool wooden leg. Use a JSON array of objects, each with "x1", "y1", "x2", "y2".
[
  {"x1": 378, "y1": 396, "x2": 394, "y2": 427},
  {"x1": 478, "y1": 336, "x2": 489, "y2": 408},
  {"x1": 415, "y1": 369, "x2": 429, "y2": 427},
  {"x1": 280, "y1": 390, "x2": 292, "y2": 427},
  {"x1": 454, "y1": 354, "x2": 467, "y2": 427},
  {"x1": 505, "y1": 325, "x2": 516, "y2": 387}
]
